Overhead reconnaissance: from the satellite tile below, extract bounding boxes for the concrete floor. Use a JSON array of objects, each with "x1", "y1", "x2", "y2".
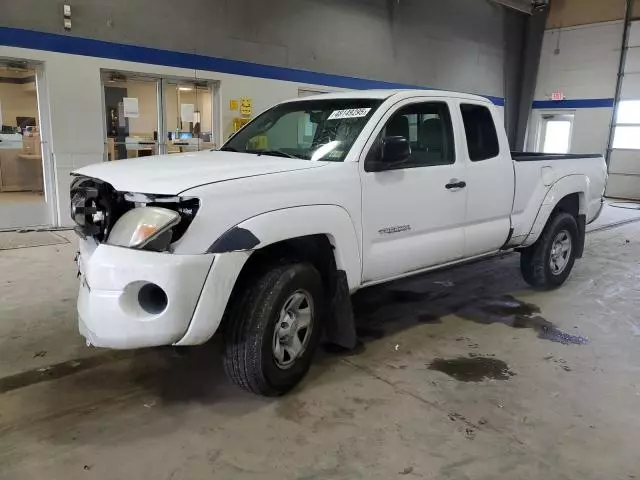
[{"x1": 2, "y1": 213, "x2": 640, "y2": 479}]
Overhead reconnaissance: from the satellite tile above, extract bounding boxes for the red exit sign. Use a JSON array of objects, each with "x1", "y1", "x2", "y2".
[{"x1": 551, "y1": 91, "x2": 565, "y2": 101}]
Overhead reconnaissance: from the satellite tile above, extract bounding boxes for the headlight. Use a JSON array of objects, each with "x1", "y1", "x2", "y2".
[{"x1": 106, "y1": 207, "x2": 180, "y2": 250}]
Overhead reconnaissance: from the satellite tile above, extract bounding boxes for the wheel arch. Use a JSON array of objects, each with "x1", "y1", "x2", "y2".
[
  {"x1": 209, "y1": 205, "x2": 362, "y2": 291},
  {"x1": 522, "y1": 175, "x2": 588, "y2": 248}
]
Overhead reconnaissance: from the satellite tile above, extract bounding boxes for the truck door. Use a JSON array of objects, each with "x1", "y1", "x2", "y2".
[
  {"x1": 360, "y1": 99, "x2": 467, "y2": 283},
  {"x1": 457, "y1": 102, "x2": 515, "y2": 257}
]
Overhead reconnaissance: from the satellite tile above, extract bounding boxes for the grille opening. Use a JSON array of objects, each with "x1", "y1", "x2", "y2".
[{"x1": 70, "y1": 175, "x2": 199, "y2": 246}]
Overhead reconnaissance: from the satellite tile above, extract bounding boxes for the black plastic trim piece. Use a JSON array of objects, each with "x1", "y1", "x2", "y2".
[
  {"x1": 207, "y1": 227, "x2": 260, "y2": 253},
  {"x1": 511, "y1": 152, "x2": 603, "y2": 162},
  {"x1": 576, "y1": 214, "x2": 586, "y2": 258},
  {"x1": 324, "y1": 270, "x2": 357, "y2": 350}
]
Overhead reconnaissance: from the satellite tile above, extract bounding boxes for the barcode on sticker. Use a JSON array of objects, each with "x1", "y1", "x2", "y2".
[{"x1": 327, "y1": 108, "x2": 371, "y2": 120}]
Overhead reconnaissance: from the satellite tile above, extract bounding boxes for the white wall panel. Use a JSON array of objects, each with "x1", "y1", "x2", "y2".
[
  {"x1": 607, "y1": 150, "x2": 640, "y2": 199},
  {"x1": 572, "y1": 108, "x2": 614, "y2": 153},
  {"x1": 628, "y1": 20, "x2": 640, "y2": 47},
  {"x1": 535, "y1": 22, "x2": 621, "y2": 100},
  {"x1": 609, "y1": 149, "x2": 640, "y2": 175},
  {"x1": 606, "y1": 174, "x2": 640, "y2": 199},
  {"x1": 623, "y1": 47, "x2": 640, "y2": 73},
  {"x1": 620, "y1": 73, "x2": 640, "y2": 98}
]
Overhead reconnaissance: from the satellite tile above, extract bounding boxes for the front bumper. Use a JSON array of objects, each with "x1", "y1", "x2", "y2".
[{"x1": 77, "y1": 239, "x2": 214, "y2": 349}]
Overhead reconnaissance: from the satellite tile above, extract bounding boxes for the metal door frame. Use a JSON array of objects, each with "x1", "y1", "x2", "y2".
[
  {"x1": 0, "y1": 57, "x2": 54, "y2": 229},
  {"x1": 536, "y1": 111, "x2": 575, "y2": 153}
]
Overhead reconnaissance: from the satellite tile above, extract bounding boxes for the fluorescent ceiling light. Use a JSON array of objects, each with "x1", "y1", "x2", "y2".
[{"x1": 179, "y1": 87, "x2": 193, "y2": 91}]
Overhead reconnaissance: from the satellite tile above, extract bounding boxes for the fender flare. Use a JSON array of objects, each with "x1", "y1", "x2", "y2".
[
  {"x1": 209, "y1": 205, "x2": 362, "y2": 290},
  {"x1": 176, "y1": 205, "x2": 361, "y2": 347},
  {"x1": 522, "y1": 175, "x2": 587, "y2": 247}
]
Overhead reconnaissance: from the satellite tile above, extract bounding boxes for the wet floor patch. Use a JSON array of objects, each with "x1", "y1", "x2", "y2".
[
  {"x1": 353, "y1": 289, "x2": 450, "y2": 316},
  {"x1": 417, "y1": 312, "x2": 442, "y2": 324},
  {"x1": 355, "y1": 326, "x2": 386, "y2": 339},
  {"x1": 428, "y1": 356, "x2": 515, "y2": 382},
  {"x1": 456, "y1": 295, "x2": 589, "y2": 345}
]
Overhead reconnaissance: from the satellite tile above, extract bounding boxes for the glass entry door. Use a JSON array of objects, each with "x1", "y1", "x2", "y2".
[
  {"x1": 102, "y1": 73, "x2": 160, "y2": 161},
  {"x1": 0, "y1": 59, "x2": 51, "y2": 229},
  {"x1": 161, "y1": 81, "x2": 216, "y2": 154},
  {"x1": 539, "y1": 113, "x2": 574, "y2": 154}
]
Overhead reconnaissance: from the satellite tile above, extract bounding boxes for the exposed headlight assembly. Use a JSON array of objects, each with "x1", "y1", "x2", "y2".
[{"x1": 106, "y1": 207, "x2": 180, "y2": 251}]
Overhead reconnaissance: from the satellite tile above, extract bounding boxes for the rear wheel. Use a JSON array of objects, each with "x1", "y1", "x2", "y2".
[
  {"x1": 520, "y1": 212, "x2": 579, "y2": 290},
  {"x1": 222, "y1": 262, "x2": 324, "y2": 396}
]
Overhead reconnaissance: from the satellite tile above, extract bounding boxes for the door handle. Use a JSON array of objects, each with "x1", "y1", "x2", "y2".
[{"x1": 445, "y1": 179, "x2": 466, "y2": 190}]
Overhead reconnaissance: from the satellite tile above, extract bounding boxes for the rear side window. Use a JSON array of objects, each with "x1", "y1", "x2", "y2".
[{"x1": 460, "y1": 104, "x2": 500, "y2": 161}]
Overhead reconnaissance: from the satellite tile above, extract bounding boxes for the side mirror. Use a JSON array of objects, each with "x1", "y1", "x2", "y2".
[{"x1": 381, "y1": 136, "x2": 411, "y2": 166}]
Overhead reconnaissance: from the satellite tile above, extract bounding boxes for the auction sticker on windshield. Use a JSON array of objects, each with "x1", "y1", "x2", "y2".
[{"x1": 327, "y1": 108, "x2": 371, "y2": 120}]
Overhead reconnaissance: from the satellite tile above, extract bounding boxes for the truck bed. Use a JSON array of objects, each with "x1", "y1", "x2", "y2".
[{"x1": 511, "y1": 152, "x2": 603, "y2": 162}]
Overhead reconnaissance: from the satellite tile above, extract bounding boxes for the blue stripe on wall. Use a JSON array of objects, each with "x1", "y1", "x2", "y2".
[
  {"x1": 0, "y1": 26, "x2": 505, "y2": 106},
  {"x1": 532, "y1": 98, "x2": 614, "y2": 109}
]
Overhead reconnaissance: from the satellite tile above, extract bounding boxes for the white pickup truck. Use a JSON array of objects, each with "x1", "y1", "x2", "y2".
[{"x1": 71, "y1": 90, "x2": 606, "y2": 395}]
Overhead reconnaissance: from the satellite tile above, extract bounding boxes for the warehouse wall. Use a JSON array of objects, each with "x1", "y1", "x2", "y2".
[
  {"x1": 0, "y1": 0, "x2": 534, "y2": 227},
  {"x1": 526, "y1": 21, "x2": 622, "y2": 154},
  {"x1": 1, "y1": 0, "x2": 523, "y2": 102},
  {"x1": 530, "y1": 0, "x2": 640, "y2": 200}
]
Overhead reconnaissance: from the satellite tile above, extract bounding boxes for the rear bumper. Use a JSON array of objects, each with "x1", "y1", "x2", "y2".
[
  {"x1": 588, "y1": 196, "x2": 605, "y2": 225},
  {"x1": 77, "y1": 240, "x2": 214, "y2": 349}
]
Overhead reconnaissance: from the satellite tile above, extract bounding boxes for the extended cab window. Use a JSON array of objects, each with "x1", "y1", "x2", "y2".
[
  {"x1": 368, "y1": 102, "x2": 455, "y2": 169},
  {"x1": 460, "y1": 104, "x2": 500, "y2": 161}
]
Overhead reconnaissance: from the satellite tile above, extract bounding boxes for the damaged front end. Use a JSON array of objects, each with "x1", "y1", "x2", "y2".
[{"x1": 70, "y1": 175, "x2": 199, "y2": 252}]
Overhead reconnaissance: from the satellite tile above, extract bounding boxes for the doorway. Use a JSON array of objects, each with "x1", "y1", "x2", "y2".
[
  {"x1": 161, "y1": 80, "x2": 217, "y2": 154},
  {"x1": 102, "y1": 72, "x2": 160, "y2": 161},
  {"x1": 102, "y1": 71, "x2": 219, "y2": 160},
  {"x1": 0, "y1": 59, "x2": 52, "y2": 229},
  {"x1": 538, "y1": 113, "x2": 574, "y2": 154}
]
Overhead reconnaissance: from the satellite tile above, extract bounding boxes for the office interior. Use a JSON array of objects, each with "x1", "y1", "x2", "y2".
[
  {"x1": 103, "y1": 72, "x2": 215, "y2": 161},
  {"x1": 0, "y1": 62, "x2": 44, "y2": 207}
]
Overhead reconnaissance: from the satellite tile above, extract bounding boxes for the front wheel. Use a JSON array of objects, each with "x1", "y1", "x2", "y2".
[
  {"x1": 222, "y1": 262, "x2": 325, "y2": 396},
  {"x1": 520, "y1": 212, "x2": 579, "y2": 290}
]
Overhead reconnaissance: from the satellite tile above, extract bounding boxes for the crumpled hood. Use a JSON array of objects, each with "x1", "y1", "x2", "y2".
[{"x1": 73, "y1": 150, "x2": 328, "y2": 195}]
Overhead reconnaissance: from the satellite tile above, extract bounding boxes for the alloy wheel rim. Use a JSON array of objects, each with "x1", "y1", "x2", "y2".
[
  {"x1": 272, "y1": 290, "x2": 314, "y2": 369},
  {"x1": 550, "y1": 230, "x2": 572, "y2": 275}
]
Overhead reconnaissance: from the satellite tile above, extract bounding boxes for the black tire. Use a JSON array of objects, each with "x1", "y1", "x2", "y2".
[
  {"x1": 222, "y1": 262, "x2": 325, "y2": 396},
  {"x1": 520, "y1": 212, "x2": 579, "y2": 290}
]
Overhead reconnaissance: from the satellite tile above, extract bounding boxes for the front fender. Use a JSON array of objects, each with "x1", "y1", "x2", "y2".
[
  {"x1": 174, "y1": 205, "x2": 362, "y2": 346},
  {"x1": 210, "y1": 205, "x2": 362, "y2": 290},
  {"x1": 522, "y1": 175, "x2": 588, "y2": 247}
]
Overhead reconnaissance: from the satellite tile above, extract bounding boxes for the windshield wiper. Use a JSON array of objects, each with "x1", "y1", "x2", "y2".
[
  {"x1": 251, "y1": 149, "x2": 305, "y2": 160},
  {"x1": 220, "y1": 147, "x2": 305, "y2": 159}
]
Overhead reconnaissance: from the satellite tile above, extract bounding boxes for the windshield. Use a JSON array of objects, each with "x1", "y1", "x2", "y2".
[{"x1": 222, "y1": 99, "x2": 382, "y2": 161}]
